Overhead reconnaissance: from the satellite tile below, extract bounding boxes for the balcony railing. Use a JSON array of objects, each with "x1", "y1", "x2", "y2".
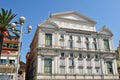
[{"x1": 0, "y1": 64, "x2": 16, "y2": 72}]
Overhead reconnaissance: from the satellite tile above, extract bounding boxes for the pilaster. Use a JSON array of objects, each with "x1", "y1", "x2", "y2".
[
  {"x1": 65, "y1": 56, "x2": 69, "y2": 74},
  {"x1": 91, "y1": 58, "x2": 95, "y2": 74},
  {"x1": 113, "y1": 59, "x2": 118, "y2": 75},
  {"x1": 83, "y1": 57, "x2": 87, "y2": 74},
  {"x1": 54, "y1": 57, "x2": 58, "y2": 74},
  {"x1": 52, "y1": 58, "x2": 55, "y2": 74},
  {"x1": 74, "y1": 57, "x2": 78, "y2": 74},
  {"x1": 37, "y1": 56, "x2": 41, "y2": 73},
  {"x1": 41, "y1": 57, "x2": 44, "y2": 74}
]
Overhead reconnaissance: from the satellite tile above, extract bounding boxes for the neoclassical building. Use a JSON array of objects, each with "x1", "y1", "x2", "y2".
[{"x1": 26, "y1": 11, "x2": 119, "y2": 80}]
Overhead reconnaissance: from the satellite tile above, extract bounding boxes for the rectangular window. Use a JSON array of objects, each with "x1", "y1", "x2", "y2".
[
  {"x1": 44, "y1": 58, "x2": 52, "y2": 74},
  {"x1": 93, "y1": 38, "x2": 96, "y2": 42},
  {"x1": 70, "y1": 41, "x2": 73, "y2": 48},
  {"x1": 86, "y1": 37, "x2": 89, "y2": 41},
  {"x1": 60, "y1": 34, "x2": 64, "y2": 39},
  {"x1": 94, "y1": 44, "x2": 97, "y2": 50},
  {"x1": 68, "y1": 41, "x2": 73, "y2": 48},
  {"x1": 13, "y1": 44, "x2": 18, "y2": 48},
  {"x1": 0, "y1": 59, "x2": 7, "y2": 65},
  {"x1": 69, "y1": 36, "x2": 72, "y2": 40},
  {"x1": 103, "y1": 39, "x2": 110, "y2": 51},
  {"x1": 2, "y1": 43, "x2": 7, "y2": 48},
  {"x1": 9, "y1": 60, "x2": 15, "y2": 64},
  {"x1": 106, "y1": 61, "x2": 113, "y2": 74},
  {"x1": 69, "y1": 59, "x2": 74, "y2": 66},
  {"x1": 86, "y1": 43, "x2": 89, "y2": 50},
  {"x1": 79, "y1": 54, "x2": 82, "y2": 58},
  {"x1": 45, "y1": 33, "x2": 52, "y2": 47}
]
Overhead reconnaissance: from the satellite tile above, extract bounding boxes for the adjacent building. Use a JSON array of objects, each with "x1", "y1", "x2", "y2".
[
  {"x1": 18, "y1": 61, "x2": 26, "y2": 80},
  {"x1": 26, "y1": 11, "x2": 119, "y2": 80},
  {"x1": 0, "y1": 36, "x2": 19, "y2": 80},
  {"x1": 116, "y1": 41, "x2": 120, "y2": 78}
]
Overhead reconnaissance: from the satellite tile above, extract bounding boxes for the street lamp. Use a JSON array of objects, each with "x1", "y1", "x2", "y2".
[{"x1": 11, "y1": 16, "x2": 32, "y2": 80}]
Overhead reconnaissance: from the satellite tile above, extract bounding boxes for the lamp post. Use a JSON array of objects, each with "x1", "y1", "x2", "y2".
[{"x1": 11, "y1": 16, "x2": 32, "y2": 80}]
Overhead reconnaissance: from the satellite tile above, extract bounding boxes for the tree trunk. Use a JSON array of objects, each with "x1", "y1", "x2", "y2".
[{"x1": 0, "y1": 33, "x2": 4, "y2": 57}]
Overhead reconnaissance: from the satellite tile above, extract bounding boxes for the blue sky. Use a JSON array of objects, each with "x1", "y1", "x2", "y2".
[{"x1": 0, "y1": 0, "x2": 120, "y2": 62}]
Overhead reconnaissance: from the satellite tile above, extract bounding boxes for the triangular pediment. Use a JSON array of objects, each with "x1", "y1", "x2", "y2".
[
  {"x1": 50, "y1": 11, "x2": 96, "y2": 24},
  {"x1": 38, "y1": 20, "x2": 59, "y2": 29},
  {"x1": 98, "y1": 25, "x2": 113, "y2": 36}
]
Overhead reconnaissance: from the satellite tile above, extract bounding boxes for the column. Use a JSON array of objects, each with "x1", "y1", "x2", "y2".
[
  {"x1": 74, "y1": 57, "x2": 78, "y2": 74},
  {"x1": 65, "y1": 56, "x2": 69, "y2": 74},
  {"x1": 100, "y1": 58, "x2": 105, "y2": 75},
  {"x1": 113, "y1": 59, "x2": 118, "y2": 75},
  {"x1": 54, "y1": 31, "x2": 59, "y2": 48},
  {"x1": 65, "y1": 35, "x2": 68, "y2": 49},
  {"x1": 81, "y1": 36, "x2": 85, "y2": 50},
  {"x1": 38, "y1": 30, "x2": 42, "y2": 47},
  {"x1": 91, "y1": 58, "x2": 95, "y2": 74},
  {"x1": 57, "y1": 56, "x2": 60, "y2": 74},
  {"x1": 109, "y1": 38, "x2": 114, "y2": 52},
  {"x1": 89, "y1": 37, "x2": 92, "y2": 50},
  {"x1": 52, "y1": 58, "x2": 54, "y2": 74},
  {"x1": 42, "y1": 32, "x2": 45, "y2": 47},
  {"x1": 54, "y1": 57, "x2": 58, "y2": 74},
  {"x1": 83, "y1": 57, "x2": 87, "y2": 74},
  {"x1": 41, "y1": 57, "x2": 44, "y2": 74},
  {"x1": 37, "y1": 56, "x2": 41, "y2": 73},
  {"x1": 52, "y1": 33, "x2": 55, "y2": 47},
  {"x1": 98, "y1": 37, "x2": 104, "y2": 51}
]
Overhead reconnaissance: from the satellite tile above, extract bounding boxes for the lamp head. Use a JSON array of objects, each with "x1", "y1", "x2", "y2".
[
  {"x1": 19, "y1": 16, "x2": 26, "y2": 24},
  {"x1": 27, "y1": 25, "x2": 32, "y2": 33},
  {"x1": 11, "y1": 23, "x2": 16, "y2": 28}
]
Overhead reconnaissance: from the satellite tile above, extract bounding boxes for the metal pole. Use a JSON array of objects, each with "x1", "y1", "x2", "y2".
[{"x1": 16, "y1": 23, "x2": 23, "y2": 80}]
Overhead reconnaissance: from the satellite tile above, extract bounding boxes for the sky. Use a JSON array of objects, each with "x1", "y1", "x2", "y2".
[{"x1": 0, "y1": 0, "x2": 120, "y2": 62}]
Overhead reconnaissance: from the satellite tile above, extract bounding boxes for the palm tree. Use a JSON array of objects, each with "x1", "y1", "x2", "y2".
[{"x1": 0, "y1": 8, "x2": 17, "y2": 56}]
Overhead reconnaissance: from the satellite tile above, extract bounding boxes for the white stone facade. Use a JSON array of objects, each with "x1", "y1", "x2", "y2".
[{"x1": 27, "y1": 11, "x2": 119, "y2": 80}]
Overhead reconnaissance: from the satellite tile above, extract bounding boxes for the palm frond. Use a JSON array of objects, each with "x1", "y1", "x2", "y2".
[{"x1": 0, "y1": 8, "x2": 17, "y2": 31}]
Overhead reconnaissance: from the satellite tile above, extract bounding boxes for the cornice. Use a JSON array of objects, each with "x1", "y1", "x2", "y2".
[
  {"x1": 37, "y1": 47, "x2": 116, "y2": 54},
  {"x1": 50, "y1": 10, "x2": 96, "y2": 24},
  {"x1": 53, "y1": 17, "x2": 95, "y2": 26}
]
